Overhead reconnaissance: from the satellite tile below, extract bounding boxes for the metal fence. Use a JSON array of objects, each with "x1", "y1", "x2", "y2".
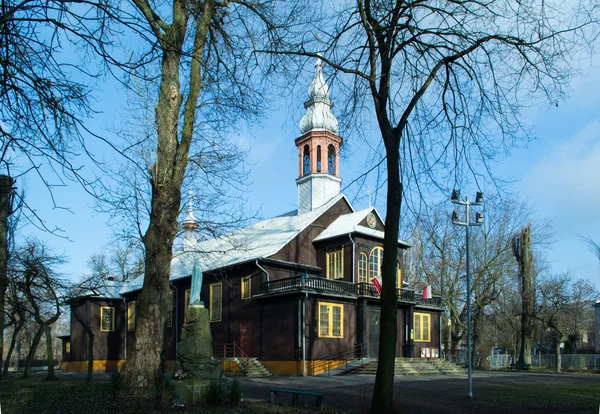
[
  {"x1": 483, "y1": 354, "x2": 600, "y2": 370},
  {"x1": 445, "y1": 353, "x2": 600, "y2": 371}
]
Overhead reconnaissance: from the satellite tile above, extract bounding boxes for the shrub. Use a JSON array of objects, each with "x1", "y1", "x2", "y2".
[
  {"x1": 229, "y1": 378, "x2": 242, "y2": 405},
  {"x1": 204, "y1": 377, "x2": 226, "y2": 405}
]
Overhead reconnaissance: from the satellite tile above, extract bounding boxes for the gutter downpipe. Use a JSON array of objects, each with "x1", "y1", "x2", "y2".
[
  {"x1": 255, "y1": 259, "x2": 270, "y2": 282},
  {"x1": 348, "y1": 232, "x2": 355, "y2": 283},
  {"x1": 121, "y1": 298, "x2": 127, "y2": 360},
  {"x1": 303, "y1": 292, "x2": 307, "y2": 376}
]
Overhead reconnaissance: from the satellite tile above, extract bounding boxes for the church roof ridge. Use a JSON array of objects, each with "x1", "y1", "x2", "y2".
[{"x1": 120, "y1": 193, "x2": 353, "y2": 295}]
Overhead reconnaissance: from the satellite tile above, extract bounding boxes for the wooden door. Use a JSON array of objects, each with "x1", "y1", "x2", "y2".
[
  {"x1": 368, "y1": 309, "x2": 380, "y2": 358},
  {"x1": 240, "y1": 324, "x2": 253, "y2": 356}
]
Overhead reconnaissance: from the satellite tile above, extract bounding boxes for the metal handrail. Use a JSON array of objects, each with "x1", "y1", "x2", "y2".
[
  {"x1": 312, "y1": 343, "x2": 368, "y2": 376},
  {"x1": 214, "y1": 342, "x2": 250, "y2": 374}
]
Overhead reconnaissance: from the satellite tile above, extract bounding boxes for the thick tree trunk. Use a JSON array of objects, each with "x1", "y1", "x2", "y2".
[
  {"x1": 87, "y1": 329, "x2": 94, "y2": 384},
  {"x1": 0, "y1": 175, "x2": 14, "y2": 378},
  {"x1": 2, "y1": 323, "x2": 23, "y2": 377},
  {"x1": 554, "y1": 330, "x2": 565, "y2": 373},
  {"x1": 3, "y1": 323, "x2": 19, "y2": 376},
  {"x1": 513, "y1": 225, "x2": 534, "y2": 365},
  {"x1": 371, "y1": 134, "x2": 401, "y2": 413},
  {"x1": 119, "y1": 1, "x2": 214, "y2": 387},
  {"x1": 23, "y1": 327, "x2": 43, "y2": 378},
  {"x1": 44, "y1": 325, "x2": 55, "y2": 380}
]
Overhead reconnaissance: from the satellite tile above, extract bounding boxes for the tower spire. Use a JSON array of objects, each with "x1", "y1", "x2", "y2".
[
  {"x1": 299, "y1": 57, "x2": 338, "y2": 135},
  {"x1": 295, "y1": 58, "x2": 343, "y2": 215},
  {"x1": 183, "y1": 191, "x2": 198, "y2": 250}
]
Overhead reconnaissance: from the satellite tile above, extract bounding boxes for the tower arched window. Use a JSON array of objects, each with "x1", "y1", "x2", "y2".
[
  {"x1": 358, "y1": 252, "x2": 368, "y2": 283},
  {"x1": 303, "y1": 145, "x2": 310, "y2": 175},
  {"x1": 369, "y1": 246, "x2": 383, "y2": 280},
  {"x1": 317, "y1": 145, "x2": 322, "y2": 172},
  {"x1": 328, "y1": 144, "x2": 336, "y2": 174}
]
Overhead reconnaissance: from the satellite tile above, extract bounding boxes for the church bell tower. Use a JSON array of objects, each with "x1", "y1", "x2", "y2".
[{"x1": 296, "y1": 57, "x2": 343, "y2": 214}]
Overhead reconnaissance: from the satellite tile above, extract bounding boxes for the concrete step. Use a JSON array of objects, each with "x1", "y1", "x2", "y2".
[{"x1": 347, "y1": 359, "x2": 467, "y2": 376}]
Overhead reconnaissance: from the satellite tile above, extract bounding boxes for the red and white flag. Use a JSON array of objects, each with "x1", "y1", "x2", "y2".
[
  {"x1": 422, "y1": 285, "x2": 432, "y2": 299},
  {"x1": 371, "y1": 277, "x2": 382, "y2": 295}
]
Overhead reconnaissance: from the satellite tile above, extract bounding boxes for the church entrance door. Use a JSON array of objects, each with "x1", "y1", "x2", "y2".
[{"x1": 240, "y1": 324, "x2": 253, "y2": 356}]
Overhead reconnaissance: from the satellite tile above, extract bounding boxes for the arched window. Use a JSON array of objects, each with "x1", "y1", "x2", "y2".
[
  {"x1": 303, "y1": 145, "x2": 310, "y2": 175},
  {"x1": 358, "y1": 252, "x2": 368, "y2": 283},
  {"x1": 328, "y1": 144, "x2": 336, "y2": 174},
  {"x1": 317, "y1": 145, "x2": 322, "y2": 172},
  {"x1": 369, "y1": 246, "x2": 383, "y2": 280}
]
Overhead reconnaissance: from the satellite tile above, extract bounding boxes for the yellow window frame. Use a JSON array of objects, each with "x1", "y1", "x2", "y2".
[
  {"x1": 210, "y1": 282, "x2": 222, "y2": 322},
  {"x1": 241, "y1": 276, "x2": 251, "y2": 300},
  {"x1": 100, "y1": 306, "x2": 115, "y2": 332},
  {"x1": 127, "y1": 301, "x2": 136, "y2": 332},
  {"x1": 358, "y1": 252, "x2": 368, "y2": 283},
  {"x1": 65, "y1": 342, "x2": 71, "y2": 353},
  {"x1": 414, "y1": 312, "x2": 430, "y2": 342},
  {"x1": 326, "y1": 247, "x2": 344, "y2": 280},
  {"x1": 318, "y1": 302, "x2": 344, "y2": 338},
  {"x1": 369, "y1": 246, "x2": 383, "y2": 280}
]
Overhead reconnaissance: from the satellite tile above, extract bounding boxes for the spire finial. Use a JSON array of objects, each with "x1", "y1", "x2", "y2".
[
  {"x1": 183, "y1": 190, "x2": 197, "y2": 226},
  {"x1": 299, "y1": 41, "x2": 338, "y2": 135},
  {"x1": 367, "y1": 187, "x2": 373, "y2": 208}
]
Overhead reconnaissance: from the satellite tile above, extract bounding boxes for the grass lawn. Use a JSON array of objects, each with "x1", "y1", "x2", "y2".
[
  {"x1": 395, "y1": 375, "x2": 600, "y2": 413},
  {"x1": 0, "y1": 376, "x2": 341, "y2": 414},
  {"x1": 2, "y1": 373, "x2": 599, "y2": 413}
]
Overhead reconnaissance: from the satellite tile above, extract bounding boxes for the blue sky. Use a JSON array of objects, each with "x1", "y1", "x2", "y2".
[{"x1": 19, "y1": 52, "x2": 600, "y2": 291}]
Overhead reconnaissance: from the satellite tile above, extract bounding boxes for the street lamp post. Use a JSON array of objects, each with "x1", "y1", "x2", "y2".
[{"x1": 451, "y1": 190, "x2": 484, "y2": 399}]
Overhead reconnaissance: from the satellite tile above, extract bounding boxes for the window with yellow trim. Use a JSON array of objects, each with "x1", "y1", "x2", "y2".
[
  {"x1": 318, "y1": 302, "x2": 343, "y2": 338},
  {"x1": 358, "y1": 252, "x2": 368, "y2": 283},
  {"x1": 100, "y1": 307, "x2": 115, "y2": 332},
  {"x1": 241, "y1": 276, "x2": 251, "y2": 300},
  {"x1": 184, "y1": 289, "x2": 190, "y2": 309},
  {"x1": 65, "y1": 342, "x2": 71, "y2": 353},
  {"x1": 414, "y1": 312, "x2": 430, "y2": 342},
  {"x1": 326, "y1": 248, "x2": 343, "y2": 279},
  {"x1": 127, "y1": 301, "x2": 136, "y2": 331},
  {"x1": 210, "y1": 283, "x2": 222, "y2": 322},
  {"x1": 369, "y1": 246, "x2": 383, "y2": 279}
]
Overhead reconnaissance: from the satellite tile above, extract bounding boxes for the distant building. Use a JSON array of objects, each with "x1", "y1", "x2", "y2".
[{"x1": 61, "y1": 58, "x2": 444, "y2": 375}]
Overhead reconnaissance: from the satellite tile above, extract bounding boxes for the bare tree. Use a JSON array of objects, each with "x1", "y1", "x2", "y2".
[
  {"x1": 12, "y1": 239, "x2": 65, "y2": 379},
  {"x1": 94, "y1": 0, "x2": 301, "y2": 388},
  {"x1": 410, "y1": 199, "x2": 535, "y2": 363},
  {"x1": 537, "y1": 273, "x2": 571, "y2": 372},
  {"x1": 281, "y1": 1, "x2": 598, "y2": 409},
  {"x1": 512, "y1": 224, "x2": 535, "y2": 366}
]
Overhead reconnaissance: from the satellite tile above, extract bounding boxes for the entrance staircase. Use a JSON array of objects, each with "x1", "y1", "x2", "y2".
[
  {"x1": 245, "y1": 358, "x2": 272, "y2": 377},
  {"x1": 348, "y1": 358, "x2": 466, "y2": 376},
  {"x1": 214, "y1": 342, "x2": 272, "y2": 377}
]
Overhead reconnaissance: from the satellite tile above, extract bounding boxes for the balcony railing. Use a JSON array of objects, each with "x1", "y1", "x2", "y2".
[{"x1": 258, "y1": 275, "x2": 443, "y2": 307}]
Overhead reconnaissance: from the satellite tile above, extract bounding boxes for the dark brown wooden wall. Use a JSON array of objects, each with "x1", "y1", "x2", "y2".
[
  {"x1": 305, "y1": 297, "x2": 357, "y2": 359},
  {"x1": 270, "y1": 198, "x2": 353, "y2": 271},
  {"x1": 70, "y1": 299, "x2": 125, "y2": 361}
]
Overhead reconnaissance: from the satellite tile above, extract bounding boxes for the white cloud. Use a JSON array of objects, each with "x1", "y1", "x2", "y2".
[
  {"x1": 521, "y1": 120, "x2": 600, "y2": 287},
  {"x1": 523, "y1": 120, "x2": 600, "y2": 216}
]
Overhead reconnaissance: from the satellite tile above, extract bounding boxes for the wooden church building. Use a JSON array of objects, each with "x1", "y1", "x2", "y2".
[{"x1": 62, "y1": 59, "x2": 444, "y2": 375}]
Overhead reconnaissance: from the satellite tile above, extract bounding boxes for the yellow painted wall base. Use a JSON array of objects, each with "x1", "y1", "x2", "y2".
[
  {"x1": 62, "y1": 358, "x2": 340, "y2": 376},
  {"x1": 62, "y1": 360, "x2": 125, "y2": 372}
]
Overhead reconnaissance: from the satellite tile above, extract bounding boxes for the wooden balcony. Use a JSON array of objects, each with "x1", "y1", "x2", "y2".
[{"x1": 256, "y1": 275, "x2": 443, "y2": 308}]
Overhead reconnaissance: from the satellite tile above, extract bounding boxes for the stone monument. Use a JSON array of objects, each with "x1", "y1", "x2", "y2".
[{"x1": 174, "y1": 260, "x2": 221, "y2": 404}]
